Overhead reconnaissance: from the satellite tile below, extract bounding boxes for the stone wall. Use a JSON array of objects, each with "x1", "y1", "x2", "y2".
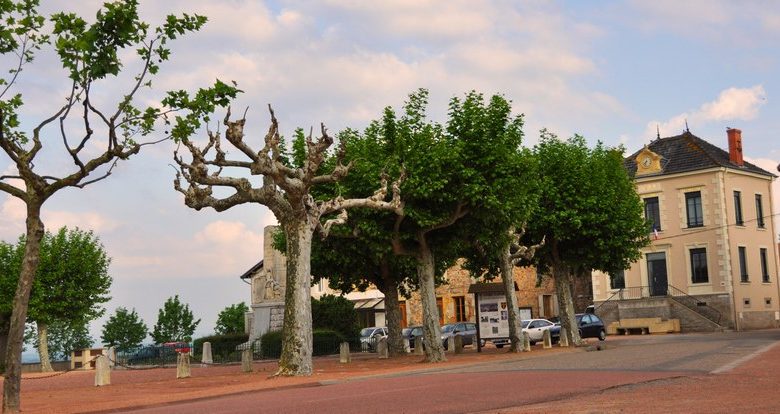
[{"x1": 405, "y1": 263, "x2": 556, "y2": 326}]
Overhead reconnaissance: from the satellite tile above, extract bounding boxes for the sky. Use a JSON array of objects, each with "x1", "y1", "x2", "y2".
[{"x1": 3, "y1": 1, "x2": 780, "y2": 350}]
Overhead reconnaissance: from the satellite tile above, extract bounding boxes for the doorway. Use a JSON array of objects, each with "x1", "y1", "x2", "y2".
[{"x1": 646, "y1": 252, "x2": 668, "y2": 296}]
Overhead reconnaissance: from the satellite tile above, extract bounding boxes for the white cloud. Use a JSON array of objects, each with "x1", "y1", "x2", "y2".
[{"x1": 644, "y1": 85, "x2": 767, "y2": 139}]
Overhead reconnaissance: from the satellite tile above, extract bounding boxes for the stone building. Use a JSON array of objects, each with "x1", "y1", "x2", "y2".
[
  {"x1": 592, "y1": 129, "x2": 780, "y2": 331},
  {"x1": 402, "y1": 262, "x2": 558, "y2": 327}
]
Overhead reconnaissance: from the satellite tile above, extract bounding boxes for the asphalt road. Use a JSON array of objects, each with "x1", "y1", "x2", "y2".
[{"x1": 113, "y1": 330, "x2": 780, "y2": 414}]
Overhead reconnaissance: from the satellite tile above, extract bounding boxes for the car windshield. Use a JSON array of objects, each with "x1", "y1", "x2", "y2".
[
  {"x1": 575, "y1": 315, "x2": 583, "y2": 323},
  {"x1": 402, "y1": 328, "x2": 411, "y2": 335},
  {"x1": 521, "y1": 320, "x2": 530, "y2": 328},
  {"x1": 360, "y1": 328, "x2": 374, "y2": 337},
  {"x1": 441, "y1": 325, "x2": 455, "y2": 333}
]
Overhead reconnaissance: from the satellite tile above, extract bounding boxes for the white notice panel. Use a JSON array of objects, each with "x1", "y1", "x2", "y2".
[{"x1": 477, "y1": 293, "x2": 509, "y2": 339}]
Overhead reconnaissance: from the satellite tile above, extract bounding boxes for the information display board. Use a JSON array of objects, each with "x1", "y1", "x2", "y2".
[{"x1": 477, "y1": 293, "x2": 510, "y2": 339}]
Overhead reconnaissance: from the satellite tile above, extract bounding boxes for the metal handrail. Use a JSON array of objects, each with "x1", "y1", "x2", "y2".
[{"x1": 666, "y1": 284, "x2": 722, "y2": 325}]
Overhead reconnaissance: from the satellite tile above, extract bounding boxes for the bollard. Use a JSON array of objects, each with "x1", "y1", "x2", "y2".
[
  {"x1": 559, "y1": 326, "x2": 570, "y2": 347},
  {"x1": 241, "y1": 348, "x2": 253, "y2": 373},
  {"x1": 542, "y1": 329, "x2": 552, "y2": 349},
  {"x1": 94, "y1": 355, "x2": 111, "y2": 386},
  {"x1": 403, "y1": 338, "x2": 411, "y2": 354},
  {"x1": 454, "y1": 335, "x2": 464, "y2": 354},
  {"x1": 201, "y1": 341, "x2": 213, "y2": 364},
  {"x1": 522, "y1": 332, "x2": 531, "y2": 352},
  {"x1": 339, "y1": 342, "x2": 351, "y2": 363},
  {"x1": 377, "y1": 337, "x2": 389, "y2": 359},
  {"x1": 413, "y1": 337, "x2": 424, "y2": 355},
  {"x1": 176, "y1": 353, "x2": 191, "y2": 379},
  {"x1": 446, "y1": 336, "x2": 455, "y2": 354}
]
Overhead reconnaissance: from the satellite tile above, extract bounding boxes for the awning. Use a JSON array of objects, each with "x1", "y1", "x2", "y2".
[{"x1": 352, "y1": 297, "x2": 384, "y2": 310}]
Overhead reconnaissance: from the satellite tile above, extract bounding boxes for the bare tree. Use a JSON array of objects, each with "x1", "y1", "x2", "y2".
[
  {"x1": 174, "y1": 106, "x2": 402, "y2": 376},
  {"x1": 0, "y1": 3, "x2": 237, "y2": 411}
]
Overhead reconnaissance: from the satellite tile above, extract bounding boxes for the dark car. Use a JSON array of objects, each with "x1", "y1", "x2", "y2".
[
  {"x1": 403, "y1": 325, "x2": 424, "y2": 350},
  {"x1": 440, "y1": 322, "x2": 477, "y2": 350},
  {"x1": 550, "y1": 313, "x2": 606, "y2": 343}
]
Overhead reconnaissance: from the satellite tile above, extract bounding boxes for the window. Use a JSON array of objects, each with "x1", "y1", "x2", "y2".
[
  {"x1": 685, "y1": 191, "x2": 704, "y2": 227},
  {"x1": 609, "y1": 270, "x2": 626, "y2": 289},
  {"x1": 644, "y1": 197, "x2": 661, "y2": 232},
  {"x1": 760, "y1": 248, "x2": 770, "y2": 283},
  {"x1": 755, "y1": 194, "x2": 765, "y2": 228},
  {"x1": 743, "y1": 298, "x2": 751, "y2": 307},
  {"x1": 690, "y1": 248, "x2": 709, "y2": 284},
  {"x1": 766, "y1": 298, "x2": 772, "y2": 307},
  {"x1": 733, "y1": 191, "x2": 744, "y2": 226},
  {"x1": 738, "y1": 246, "x2": 749, "y2": 283},
  {"x1": 453, "y1": 296, "x2": 466, "y2": 322}
]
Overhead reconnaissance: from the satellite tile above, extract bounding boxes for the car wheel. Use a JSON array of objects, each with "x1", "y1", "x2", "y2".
[
  {"x1": 598, "y1": 329, "x2": 606, "y2": 341},
  {"x1": 496, "y1": 344, "x2": 504, "y2": 349},
  {"x1": 529, "y1": 341, "x2": 536, "y2": 346}
]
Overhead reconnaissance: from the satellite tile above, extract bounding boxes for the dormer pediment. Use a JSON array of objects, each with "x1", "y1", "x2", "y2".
[{"x1": 635, "y1": 146, "x2": 662, "y2": 176}]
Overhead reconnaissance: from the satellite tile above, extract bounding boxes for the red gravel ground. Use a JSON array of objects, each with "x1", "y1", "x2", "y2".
[{"x1": 1, "y1": 346, "x2": 572, "y2": 413}]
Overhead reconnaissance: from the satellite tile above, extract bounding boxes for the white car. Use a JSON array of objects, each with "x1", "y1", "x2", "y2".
[{"x1": 521, "y1": 319, "x2": 556, "y2": 345}]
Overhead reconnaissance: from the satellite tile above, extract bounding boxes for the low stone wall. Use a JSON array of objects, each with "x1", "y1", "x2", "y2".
[{"x1": 738, "y1": 310, "x2": 780, "y2": 330}]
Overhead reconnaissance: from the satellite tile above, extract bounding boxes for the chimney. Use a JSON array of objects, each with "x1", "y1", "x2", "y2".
[{"x1": 727, "y1": 128, "x2": 743, "y2": 166}]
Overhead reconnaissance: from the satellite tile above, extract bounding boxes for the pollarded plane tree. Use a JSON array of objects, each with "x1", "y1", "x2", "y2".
[
  {"x1": 0, "y1": 2, "x2": 238, "y2": 412},
  {"x1": 173, "y1": 106, "x2": 402, "y2": 376}
]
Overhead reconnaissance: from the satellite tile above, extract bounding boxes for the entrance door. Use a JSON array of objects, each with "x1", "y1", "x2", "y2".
[{"x1": 646, "y1": 252, "x2": 668, "y2": 296}]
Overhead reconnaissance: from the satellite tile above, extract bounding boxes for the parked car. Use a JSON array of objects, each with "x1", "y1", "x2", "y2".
[
  {"x1": 126, "y1": 344, "x2": 175, "y2": 365},
  {"x1": 359, "y1": 327, "x2": 388, "y2": 352},
  {"x1": 440, "y1": 322, "x2": 477, "y2": 350},
  {"x1": 403, "y1": 325, "x2": 424, "y2": 350},
  {"x1": 521, "y1": 319, "x2": 556, "y2": 345},
  {"x1": 549, "y1": 313, "x2": 606, "y2": 343}
]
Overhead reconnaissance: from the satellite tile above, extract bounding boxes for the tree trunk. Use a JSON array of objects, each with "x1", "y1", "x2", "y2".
[
  {"x1": 3, "y1": 204, "x2": 44, "y2": 413},
  {"x1": 499, "y1": 246, "x2": 523, "y2": 353},
  {"x1": 379, "y1": 261, "x2": 404, "y2": 357},
  {"x1": 276, "y1": 219, "x2": 314, "y2": 376},
  {"x1": 36, "y1": 322, "x2": 53, "y2": 372},
  {"x1": 553, "y1": 263, "x2": 582, "y2": 346},
  {"x1": 416, "y1": 237, "x2": 446, "y2": 362}
]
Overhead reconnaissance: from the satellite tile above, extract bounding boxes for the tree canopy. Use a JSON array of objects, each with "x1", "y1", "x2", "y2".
[
  {"x1": 524, "y1": 132, "x2": 649, "y2": 345},
  {"x1": 151, "y1": 295, "x2": 200, "y2": 344},
  {"x1": 101, "y1": 307, "x2": 148, "y2": 352},
  {"x1": 214, "y1": 302, "x2": 248, "y2": 336}
]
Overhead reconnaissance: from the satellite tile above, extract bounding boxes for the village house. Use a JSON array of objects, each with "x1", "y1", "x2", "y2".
[{"x1": 592, "y1": 129, "x2": 779, "y2": 332}]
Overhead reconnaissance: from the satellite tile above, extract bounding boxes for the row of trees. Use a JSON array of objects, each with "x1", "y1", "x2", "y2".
[{"x1": 0, "y1": 2, "x2": 648, "y2": 411}]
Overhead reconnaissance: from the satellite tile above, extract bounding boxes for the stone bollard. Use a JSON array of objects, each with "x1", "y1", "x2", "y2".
[
  {"x1": 176, "y1": 353, "x2": 191, "y2": 379},
  {"x1": 413, "y1": 337, "x2": 424, "y2": 355},
  {"x1": 542, "y1": 329, "x2": 552, "y2": 349},
  {"x1": 522, "y1": 332, "x2": 531, "y2": 352},
  {"x1": 446, "y1": 336, "x2": 455, "y2": 354},
  {"x1": 106, "y1": 346, "x2": 116, "y2": 369},
  {"x1": 403, "y1": 338, "x2": 411, "y2": 354},
  {"x1": 94, "y1": 355, "x2": 111, "y2": 386},
  {"x1": 201, "y1": 342, "x2": 213, "y2": 365},
  {"x1": 377, "y1": 337, "x2": 389, "y2": 359},
  {"x1": 241, "y1": 348, "x2": 253, "y2": 373},
  {"x1": 559, "y1": 327, "x2": 570, "y2": 347},
  {"x1": 454, "y1": 335, "x2": 464, "y2": 354},
  {"x1": 339, "y1": 342, "x2": 351, "y2": 363}
]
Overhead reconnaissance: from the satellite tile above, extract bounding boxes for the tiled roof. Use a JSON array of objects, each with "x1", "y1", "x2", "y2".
[
  {"x1": 239, "y1": 260, "x2": 263, "y2": 279},
  {"x1": 625, "y1": 131, "x2": 775, "y2": 178}
]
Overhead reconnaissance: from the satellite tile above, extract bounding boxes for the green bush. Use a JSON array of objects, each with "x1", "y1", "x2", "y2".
[
  {"x1": 259, "y1": 329, "x2": 347, "y2": 358},
  {"x1": 193, "y1": 333, "x2": 249, "y2": 361},
  {"x1": 311, "y1": 294, "x2": 360, "y2": 339}
]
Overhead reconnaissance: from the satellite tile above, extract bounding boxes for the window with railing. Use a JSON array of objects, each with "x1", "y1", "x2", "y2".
[
  {"x1": 733, "y1": 191, "x2": 744, "y2": 226},
  {"x1": 690, "y1": 247, "x2": 709, "y2": 284},
  {"x1": 644, "y1": 197, "x2": 661, "y2": 232},
  {"x1": 738, "y1": 246, "x2": 749, "y2": 283},
  {"x1": 755, "y1": 194, "x2": 765, "y2": 228},
  {"x1": 685, "y1": 191, "x2": 704, "y2": 227},
  {"x1": 760, "y1": 248, "x2": 770, "y2": 283}
]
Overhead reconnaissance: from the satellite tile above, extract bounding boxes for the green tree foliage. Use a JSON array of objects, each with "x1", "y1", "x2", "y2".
[
  {"x1": 101, "y1": 307, "x2": 147, "y2": 352},
  {"x1": 0, "y1": 1, "x2": 238, "y2": 409},
  {"x1": 26, "y1": 319, "x2": 92, "y2": 361},
  {"x1": 151, "y1": 295, "x2": 201, "y2": 344},
  {"x1": 0, "y1": 227, "x2": 111, "y2": 371},
  {"x1": 214, "y1": 302, "x2": 248, "y2": 335},
  {"x1": 524, "y1": 132, "x2": 650, "y2": 345},
  {"x1": 311, "y1": 294, "x2": 360, "y2": 339}
]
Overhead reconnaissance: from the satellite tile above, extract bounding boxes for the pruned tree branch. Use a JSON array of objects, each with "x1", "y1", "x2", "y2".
[{"x1": 509, "y1": 225, "x2": 545, "y2": 262}]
